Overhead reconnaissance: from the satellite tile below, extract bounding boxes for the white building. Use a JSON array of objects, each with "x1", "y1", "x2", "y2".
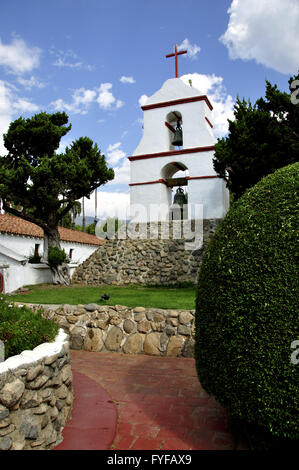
[
  {"x1": 0, "y1": 214, "x2": 104, "y2": 293},
  {"x1": 129, "y1": 78, "x2": 229, "y2": 222}
]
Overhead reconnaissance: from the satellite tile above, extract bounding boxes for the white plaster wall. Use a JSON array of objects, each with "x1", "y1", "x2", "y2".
[
  {"x1": 222, "y1": 179, "x2": 230, "y2": 215},
  {"x1": 130, "y1": 177, "x2": 226, "y2": 221},
  {"x1": 130, "y1": 184, "x2": 162, "y2": 222},
  {"x1": 0, "y1": 233, "x2": 100, "y2": 293},
  {"x1": 130, "y1": 150, "x2": 225, "y2": 221},
  {"x1": 0, "y1": 261, "x2": 80, "y2": 294},
  {"x1": 188, "y1": 178, "x2": 228, "y2": 219},
  {"x1": 65, "y1": 243, "x2": 98, "y2": 265},
  {"x1": 129, "y1": 78, "x2": 229, "y2": 223},
  {"x1": 0, "y1": 233, "x2": 98, "y2": 265},
  {"x1": 0, "y1": 234, "x2": 38, "y2": 258},
  {"x1": 134, "y1": 101, "x2": 214, "y2": 156},
  {"x1": 0, "y1": 263, "x2": 51, "y2": 294},
  {"x1": 145, "y1": 78, "x2": 203, "y2": 105},
  {"x1": 130, "y1": 150, "x2": 216, "y2": 183},
  {"x1": 133, "y1": 79, "x2": 215, "y2": 157}
]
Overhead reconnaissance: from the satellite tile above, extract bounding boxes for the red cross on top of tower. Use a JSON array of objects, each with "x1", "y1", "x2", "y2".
[{"x1": 165, "y1": 43, "x2": 187, "y2": 78}]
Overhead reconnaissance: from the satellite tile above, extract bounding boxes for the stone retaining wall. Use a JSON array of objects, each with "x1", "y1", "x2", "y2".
[
  {"x1": 33, "y1": 303, "x2": 195, "y2": 358},
  {"x1": 0, "y1": 330, "x2": 73, "y2": 450},
  {"x1": 71, "y1": 219, "x2": 221, "y2": 286}
]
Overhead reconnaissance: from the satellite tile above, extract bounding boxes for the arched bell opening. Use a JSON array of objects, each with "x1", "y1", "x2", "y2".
[
  {"x1": 165, "y1": 111, "x2": 183, "y2": 151},
  {"x1": 161, "y1": 162, "x2": 189, "y2": 220}
]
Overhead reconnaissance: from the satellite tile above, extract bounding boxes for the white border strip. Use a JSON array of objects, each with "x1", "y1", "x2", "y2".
[{"x1": 0, "y1": 329, "x2": 68, "y2": 374}]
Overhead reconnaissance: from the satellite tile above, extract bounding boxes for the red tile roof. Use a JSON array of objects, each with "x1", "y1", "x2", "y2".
[{"x1": 0, "y1": 214, "x2": 105, "y2": 246}]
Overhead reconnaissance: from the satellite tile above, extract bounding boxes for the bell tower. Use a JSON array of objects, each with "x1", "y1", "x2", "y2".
[{"x1": 128, "y1": 46, "x2": 229, "y2": 223}]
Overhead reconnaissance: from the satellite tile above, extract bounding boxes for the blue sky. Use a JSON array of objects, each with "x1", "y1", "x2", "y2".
[{"x1": 0, "y1": 0, "x2": 298, "y2": 220}]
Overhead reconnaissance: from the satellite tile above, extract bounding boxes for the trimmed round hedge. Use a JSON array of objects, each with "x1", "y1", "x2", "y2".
[{"x1": 195, "y1": 162, "x2": 299, "y2": 439}]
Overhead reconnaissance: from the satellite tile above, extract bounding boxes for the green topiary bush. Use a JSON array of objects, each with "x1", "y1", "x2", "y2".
[
  {"x1": 47, "y1": 246, "x2": 69, "y2": 267},
  {"x1": 0, "y1": 300, "x2": 59, "y2": 359},
  {"x1": 195, "y1": 162, "x2": 299, "y2": 440}
]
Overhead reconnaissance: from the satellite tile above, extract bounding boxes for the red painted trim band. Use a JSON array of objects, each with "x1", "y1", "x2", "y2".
[
  {"x1": 187, "y1": 175, "x2": 218, "y2": 180},
  {"x1": 141, "y1": 95, "x2": 213, "y2": 111},
  {"x1": 0, "y1": 273, "x2": 3, "y2": 293},
  {"x1": 129, "y1": 179, "x2": 167, "y2": 187},
  {"x1": 128, "y1": 146, "x2": 215, "y2": 161},
  {"x1": 165, "y1": 121, "x2": 176, "y2": 133},
  {"x1": 129, "y1": 175, "x2": 218, "y2": 186},
  {"x1": 205, "y1": 116, "x2": 213, "y2": 128}
]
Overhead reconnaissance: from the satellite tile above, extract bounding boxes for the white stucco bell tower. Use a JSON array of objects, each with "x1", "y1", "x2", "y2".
[{"x1": 129, "y1": 56, "x2": 229, "y2": 223}]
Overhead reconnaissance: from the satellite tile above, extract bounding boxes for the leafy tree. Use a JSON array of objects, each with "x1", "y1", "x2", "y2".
[
  {"x1": 102, "y1": 217, "x2": 119, "y2": 234},
  {"x1": 97, "y1": 217, "x2": 121, "y2": 239},
  {"x1": 61, "y1": 209, "x2": 72, "y2": 229},
  {"x1": 0, "y1": 111, "x2": 114, "y2": 284},
  {"x1": 60, "y1": 200, "x2": 82, "y2": 229},
  {"x1": 213, "y1": 73, "x2": 299, "y2": 200},
  {"x1": 70, "y1": 200, "x2": 82, "y2": 230},
  {"x1": 86, "y1": 222, "x2": 96, "y2": 235}
]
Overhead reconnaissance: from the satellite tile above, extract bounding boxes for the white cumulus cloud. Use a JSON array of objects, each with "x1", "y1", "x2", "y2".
[
  {"x1": 51, "y1": 48, "x2": 93, "y2": 71},
  {"x1": 84, "y1": 190, "x2": 130, "y2": 221},
  {"x1": 0, "y1": 36, "x2": 41, "y2": 75},
  {"x1": 138, "y1": 94, "x2": 149, "y2": 107},
  {"x1": 0, "y1": 81, "x2": 14, "y2": 154},
  {"x1": 51, "y1": 88, "x2": 97, "y2": 115},
  {"x1": 220, "y1": 0, "x2": 299, "y2": 74},
  {"x1": 108, "y1": 158, "x2": 130, "y2": 186},
  {"x1": 120, "y1": 76, "x2": 136, "y2": 84},
  {"x1": 53, "y1": 57, "x2": 83, "y2": 68},
  {"x1": 181, "y1": 73, "x2": 235, "y2": 138},
  {"x1": 51, "y1": 83, "x2": 124, "y2": 115},
  {"x1": 17, "y1": 75, "x2": 46, "y2": 90},
  {"x1": 97, "y1": 83, "x2": 124, "y2": 110},
  {"x1": 0, "y1": 80, "x2": 39, "y2": 154},
  {"x1": 13, "y1": 98, "x2": 39, "y2": 113},
  {"x1": 107, "y1": 142, "x2": 126, "y2": 166},
  {"x1": 178, "y1": 38, "x2": 201, "y2": 59}
]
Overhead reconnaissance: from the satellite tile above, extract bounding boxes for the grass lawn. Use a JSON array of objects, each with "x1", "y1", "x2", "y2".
[{"x1": 6, "y1": 283, "x2": 196, "y2": 310}]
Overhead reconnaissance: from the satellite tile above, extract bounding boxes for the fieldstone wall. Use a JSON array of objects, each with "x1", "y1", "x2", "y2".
[
  {"x1": 72, "y1": 219, "x2": 221, "y2": 286},
  {"x1": 35, "y1": 303, "x2": 195, "y2": 358},
  {"x1": 0, "y1": 330, "x2": 73, "y2": 450}
]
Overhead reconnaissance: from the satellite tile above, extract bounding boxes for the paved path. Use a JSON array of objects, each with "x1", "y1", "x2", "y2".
[
  {"x1": 55, "y1": 350, "x2": 246, "y2": 451},
  {"x1": 54, "y1": 370, "x2": 117, "y2": 450}
]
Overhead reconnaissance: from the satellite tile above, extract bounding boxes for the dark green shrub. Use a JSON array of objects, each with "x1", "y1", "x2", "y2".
[
  {"x1": 0, "y1": 300, "x2": 59, "y2": 359},
  {"x1": 48, "y1": 246, "x2": 69, "y2": 267},
  {"x1": 195, "y1": 162, "x2": 299, "y2": 439},
  {"x1": 28, "y1": 252, "x2": 42, "y2": 264}
]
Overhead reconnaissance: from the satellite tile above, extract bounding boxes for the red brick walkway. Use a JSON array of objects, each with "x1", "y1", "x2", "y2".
[
  {"x1": 54, "y1": 370, "x2": 117, "y2": 450},
  {"x1": 63, "y1": 350, "x2": 246, "y2": 451}
]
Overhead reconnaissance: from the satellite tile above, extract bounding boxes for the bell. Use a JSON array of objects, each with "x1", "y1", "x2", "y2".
[
  {"x1": 173, "y1": 187, "x2": 187, "y2": 206},
  {"x1": 172, "y1": 120, "x2": 183, "y2": 147}
]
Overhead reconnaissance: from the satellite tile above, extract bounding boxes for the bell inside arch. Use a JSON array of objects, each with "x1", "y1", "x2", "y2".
[
  {"x1": 173, "y1": 187, "x2": 187, "y2": 206},
  {"x1": 172, "y1": 119, "x2": 183, "y2": 147}
]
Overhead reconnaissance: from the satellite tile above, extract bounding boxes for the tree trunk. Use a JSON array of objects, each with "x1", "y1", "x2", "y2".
[
  {"x1": 50, "y1": 263, "x2": 70, "y2": 286},
  {"x1": 43, "y1": 226, "x2": 70, "y2": 285},
  {"x1": 94, "y1": 188, "x2": 98, "y2": 226},
  {"x1": 82, "y1": 197, "x2": 86, "y2": 232}
]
